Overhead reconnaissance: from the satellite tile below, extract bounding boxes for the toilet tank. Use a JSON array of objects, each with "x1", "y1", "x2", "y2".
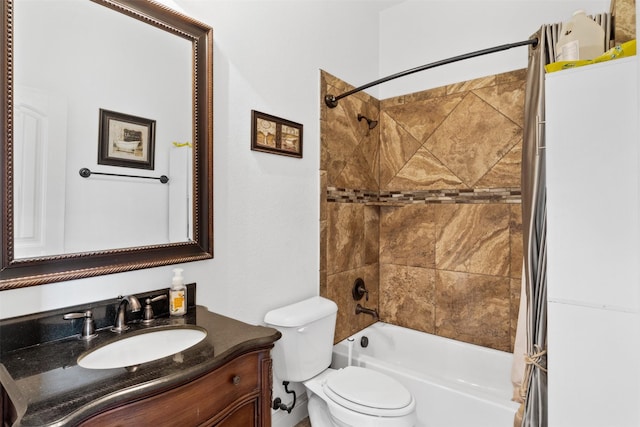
[{"x1": 264, "y1": 296, "x2": 338, "y2": 382}]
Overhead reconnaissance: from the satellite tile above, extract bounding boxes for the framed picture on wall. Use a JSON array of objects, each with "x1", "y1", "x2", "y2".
[
  {"x1": 98, "y1": 108, "x2": 156, "y2": 170},
  {"x1": 251, "y1": 110, "x2": 303, "y2": 158}
]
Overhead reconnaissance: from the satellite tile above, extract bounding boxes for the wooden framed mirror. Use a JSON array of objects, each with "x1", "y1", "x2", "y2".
[{"x1": 0, "y1": 0, "x2": 213, "y2": 290}]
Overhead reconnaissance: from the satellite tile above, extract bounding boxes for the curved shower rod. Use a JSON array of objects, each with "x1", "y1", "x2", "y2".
[{"x1": 325, "y1": 37, "x2": 539, "y2": 108}]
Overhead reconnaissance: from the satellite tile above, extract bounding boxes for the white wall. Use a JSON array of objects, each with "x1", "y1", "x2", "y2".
[{"x1": 378, "y1": 0, "x2": 610, "y2": 99}]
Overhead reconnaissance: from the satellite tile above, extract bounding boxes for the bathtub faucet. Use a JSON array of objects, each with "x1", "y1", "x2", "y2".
[{"x1": 355, "y1": 303, "x2": 379, "y2": 320}]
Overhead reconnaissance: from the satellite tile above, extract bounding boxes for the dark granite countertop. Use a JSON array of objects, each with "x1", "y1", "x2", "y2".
[{"x1": 0, "y1": 306, "x2": 281, "y2": 427}]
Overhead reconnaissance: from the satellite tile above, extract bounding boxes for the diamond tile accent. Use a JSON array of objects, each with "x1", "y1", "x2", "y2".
[{"x1": 426, "y1": 93, "x2": 522, "y2": 187}]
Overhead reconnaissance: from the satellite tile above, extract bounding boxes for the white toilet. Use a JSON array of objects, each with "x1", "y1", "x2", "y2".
[{"x1": 264, "y1": 296, "x2": 416, "y2": 427}]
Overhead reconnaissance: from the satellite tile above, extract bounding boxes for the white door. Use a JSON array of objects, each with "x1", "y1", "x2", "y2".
[{"x1": 14, "y1": 85, "x2": 68, "y2": 258}]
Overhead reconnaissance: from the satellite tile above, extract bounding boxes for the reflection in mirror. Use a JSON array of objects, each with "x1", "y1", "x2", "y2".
[
  {"x1": 14, "y1": 0, "x2": 193, "y2": 258},
  {"x1": 1, "y1": 0, "x2": 213, "y2": 289}
]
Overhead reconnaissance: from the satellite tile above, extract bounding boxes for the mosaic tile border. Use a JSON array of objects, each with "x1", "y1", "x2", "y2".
[{"x1": 327, "y1": 187, "x2": 521, "y2": 204}]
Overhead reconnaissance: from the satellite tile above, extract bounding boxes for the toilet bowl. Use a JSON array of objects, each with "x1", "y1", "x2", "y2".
[
  {"x1": 304, "y1": 367, "x2": 416, "y2": 427},
  {"x1": 264, "y1": 296, "x2": 417, "y2": 427}
]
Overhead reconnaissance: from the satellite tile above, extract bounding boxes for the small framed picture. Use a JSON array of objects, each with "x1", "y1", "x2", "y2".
[
  {"x1": 251, "y1": 110, "x2": 303, "y2": 158},
  {"x1": 98, "y1": 108, "x2": 156, "y2": 170}
]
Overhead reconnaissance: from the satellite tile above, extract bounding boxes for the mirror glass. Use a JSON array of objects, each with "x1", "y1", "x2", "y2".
[
  {"x1": 14, "y1": 0, "x2": 193, "y2": 257},
  {"x1": 1, "y1": 0, "x2": 213, "y2": 289}
]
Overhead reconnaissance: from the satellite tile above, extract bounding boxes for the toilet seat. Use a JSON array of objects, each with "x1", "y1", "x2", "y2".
[{"x1": 322, "y1": 366, "x2": 415, "y2": 417}]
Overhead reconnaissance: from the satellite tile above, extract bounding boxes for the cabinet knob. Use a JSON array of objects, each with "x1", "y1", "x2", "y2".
[{"x1": 232, "y1": 375, "x2": 241, "y2": 385}]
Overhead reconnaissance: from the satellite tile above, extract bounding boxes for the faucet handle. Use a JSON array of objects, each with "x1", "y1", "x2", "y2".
[
  {"x1": 63, "y1": 310, "x2": 97, "y2": 340},
  {"x1": 142, "y1": 294, "x2": 168, "y2": 324},
  {"x1": 352, "y1": 278, "x2": 369, "y2": 301},
  {"x1": 150, "y1": 294, "x2": 168, "y2": 303}
]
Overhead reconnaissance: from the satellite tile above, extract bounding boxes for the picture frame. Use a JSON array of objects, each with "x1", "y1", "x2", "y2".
[
  {"x1": 251, "y1": 110, "x2": 303, "y2": 158},
  {"x1": 98, "y1": 108, "x2": 156, "y2": 170}
]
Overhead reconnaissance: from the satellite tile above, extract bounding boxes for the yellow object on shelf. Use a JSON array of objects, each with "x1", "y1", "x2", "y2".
[{"x1": 545, "y1": 39, "x2": 636, "y2": 73}]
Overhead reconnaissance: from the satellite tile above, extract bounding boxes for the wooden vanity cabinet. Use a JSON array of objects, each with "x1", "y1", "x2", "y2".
[{"x1": 79, "y1": 349, "x2": 273, "y2": 427}]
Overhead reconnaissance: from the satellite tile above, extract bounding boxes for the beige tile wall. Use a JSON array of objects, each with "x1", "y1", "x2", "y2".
[
  {"x1": 321, "y1": 69, "x2": 525, "y2": 352},
  {"x1": 320, "y1": 72, "x2": 381, "y2": 340},
  {"x1": 611, "y1": 0, "x2": 636, "y2": 44}
]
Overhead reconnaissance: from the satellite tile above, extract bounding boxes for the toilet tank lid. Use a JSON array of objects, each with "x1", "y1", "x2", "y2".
[{"x1": 264, "y1": 296, "x2": 337, "y2": 327}]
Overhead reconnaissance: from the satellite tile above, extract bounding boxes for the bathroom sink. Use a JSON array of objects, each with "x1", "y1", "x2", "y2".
[{"x1": 77, "y1": 327, "x2": 207, "y2": 369}]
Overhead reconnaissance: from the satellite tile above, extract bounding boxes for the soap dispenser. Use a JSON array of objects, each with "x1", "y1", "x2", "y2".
[{"x1": 170, "y1": 268, "x2": 186, "y2": 316}]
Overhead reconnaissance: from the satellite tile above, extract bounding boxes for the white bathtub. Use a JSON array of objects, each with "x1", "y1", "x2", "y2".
[{"x1": 331, "y1": 322, "x2": 520, "y2": 427}]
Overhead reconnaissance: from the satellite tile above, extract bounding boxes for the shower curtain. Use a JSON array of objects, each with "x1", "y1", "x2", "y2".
[
  {"x1": 515, "y1": 13, "x2": 612, "y2": 427},
  {"x1": 518, "y1": 26, "x2": 550, "y2": 427}
]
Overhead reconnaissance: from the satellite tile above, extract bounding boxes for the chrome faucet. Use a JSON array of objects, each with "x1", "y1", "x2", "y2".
[
  {"x1": 355, "y1": 303, "x2": 379, "y2": 320},
  {"x1": 111, "y1": 295, "x2": 142, "y2": 332}
]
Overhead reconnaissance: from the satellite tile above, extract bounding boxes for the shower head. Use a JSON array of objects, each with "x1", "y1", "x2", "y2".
[{"x1": 357, "y1": 114, "x2": 378, "y2": 130}]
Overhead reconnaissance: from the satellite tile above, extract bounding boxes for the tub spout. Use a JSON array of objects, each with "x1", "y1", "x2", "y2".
[{"x1": 356, "y1": 303, "x2": 379, "y2": 320}]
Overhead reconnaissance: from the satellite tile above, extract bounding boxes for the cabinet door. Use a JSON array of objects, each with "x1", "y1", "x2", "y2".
[
  {"x1": 212, "y1": 399, "x2": 258, "y2": 426},
  {"x1": 79, "y1": 351, "x2": 266, "y2": 427},
  {"x1": 546, "y1": 57, "x2": 639, "y2": 310}
]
